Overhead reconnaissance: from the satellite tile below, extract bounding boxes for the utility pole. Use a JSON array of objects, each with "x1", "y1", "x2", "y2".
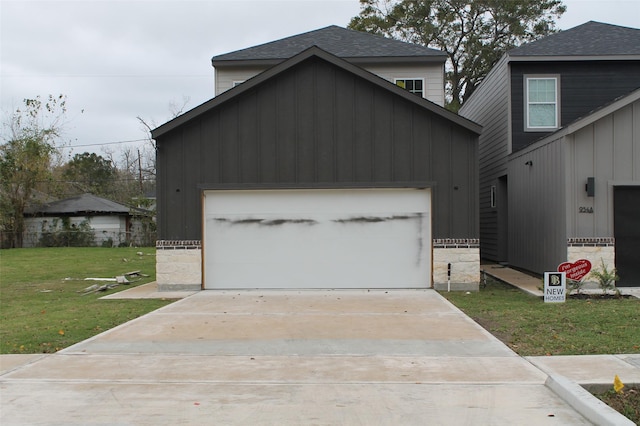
[{"x1": 137, "y1": 149, "x2": 143, "y2": 194}]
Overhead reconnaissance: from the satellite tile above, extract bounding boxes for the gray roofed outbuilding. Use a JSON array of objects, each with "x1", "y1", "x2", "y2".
[
  {"x1": 25, "y1": 193, "x2": 142, "y2": 216},
  {"x1": 509, "y1": 21, "x2": 640, "y2": 57},
  {"x1": 212, "y1": 25, "x2": 446, "y2": 66}
]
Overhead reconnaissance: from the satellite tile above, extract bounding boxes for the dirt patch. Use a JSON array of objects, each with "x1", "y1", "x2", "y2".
[
  {"x1": 472, "y1": 317, "x2": 515, "y2": 348},
  {"x1": 568, "y1": 294, "x2": 633, "y2": 300}
]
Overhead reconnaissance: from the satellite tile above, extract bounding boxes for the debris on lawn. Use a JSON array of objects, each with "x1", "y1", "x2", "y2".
[
  {"x1": 79, "y1": 283, "x2": 119, "y2": 295},
  {"x1": 74, "y1": 270, "x2": 149, "y2": 295}
]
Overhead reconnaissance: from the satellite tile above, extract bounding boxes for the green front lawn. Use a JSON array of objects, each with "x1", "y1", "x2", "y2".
[
  {"x1": 0, "y1": 247, "x2": 174, "y2": 354},
  {"x1": 441, "y1": 278, "x2": 640, "y2": 356},
  {"x1": 2, "y1": 249, "x2": 639, "y2": 357}
]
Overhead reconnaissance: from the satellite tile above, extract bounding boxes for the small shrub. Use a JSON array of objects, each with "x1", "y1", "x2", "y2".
[
  {"x1": 39, "y1": 217, "x2": 95, "y2": 247},
  {"x1": 589, "y1": 259, "x2": 620, "y2": 295},
  {"x1": 567, "y1": 278, "x2": 585, "y2": 295}
]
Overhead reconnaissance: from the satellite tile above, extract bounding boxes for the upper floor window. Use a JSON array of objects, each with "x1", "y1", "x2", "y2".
[
  {"x1": 395, "y1": 78, "x2": 424, "y2": 97},
  {"x1": 525, "y1": 76, "x2": 560, "y2": 131}
]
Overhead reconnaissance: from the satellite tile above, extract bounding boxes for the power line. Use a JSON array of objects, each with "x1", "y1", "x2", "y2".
[{"x1": 60, "y1": 138, "x2": 151, "y2": 149}]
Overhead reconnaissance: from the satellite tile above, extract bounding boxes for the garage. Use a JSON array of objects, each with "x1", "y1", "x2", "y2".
[
  {"x1": 152, "y1": 47, "x2": 481, "y2": 292},
  {"x1": 203, "y1": 188, "x2": 431, "y2": 289}
]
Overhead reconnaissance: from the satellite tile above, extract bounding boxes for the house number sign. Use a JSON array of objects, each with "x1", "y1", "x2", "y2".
[{"x1": 579, "y1": 206, "x2": 594, "y2": 213}]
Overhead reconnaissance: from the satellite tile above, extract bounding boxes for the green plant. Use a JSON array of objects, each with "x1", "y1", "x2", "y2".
[
  {"x1": 595, "y1": 386, "x2": 640, "y2": 424},
  {"x1": 589, "y1": 259, "x2": 620, "y2": 295},
  {"x1": 567, "y1": 278, "x2": 585, "y2": 295},
  {"x1": 441, "y1": 278, "x2": 640, "y2": 356},
  {"x1": 39, "y1": 217, "x2": 95, "y2": 247}
]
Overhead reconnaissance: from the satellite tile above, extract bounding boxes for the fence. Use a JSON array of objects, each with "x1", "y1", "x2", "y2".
[{"x1": 1, "y1": 230, "x2": 157, "y2": 249}]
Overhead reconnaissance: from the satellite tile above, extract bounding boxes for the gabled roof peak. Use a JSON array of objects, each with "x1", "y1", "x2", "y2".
[
  {"x1": 508, "y1": 21, "x2": 640, "y2": 57},
  {"x1": 155, "y1": 46, "x2": 480, "y2": 139},
  {"x1": 212, "y1": 25, "x2": 446, "y2": 66}
]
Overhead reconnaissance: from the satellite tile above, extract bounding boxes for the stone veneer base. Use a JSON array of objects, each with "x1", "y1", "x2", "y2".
[
  {"x1": 433, "y1": 239, "x2": 480, "y2": 291},
  {"x1": 567, "y1": 237, "x2": 615, "y2": 286},
  {"x1": 155, "y1": 239, "x2": 481, "y2": 292},
  {"x1": 156, "y1": 240, "x2": 202, "y2": 291}
]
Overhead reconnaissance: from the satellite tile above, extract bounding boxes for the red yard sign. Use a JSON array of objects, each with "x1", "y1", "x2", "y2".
[{"x1": 557, "y1": 259, "x2": 592, "y2": 281}]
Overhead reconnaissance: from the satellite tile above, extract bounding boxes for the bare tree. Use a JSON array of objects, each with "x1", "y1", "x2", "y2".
[{"x1": 0, "y1": 95, "x2": 67, "y2": 247}]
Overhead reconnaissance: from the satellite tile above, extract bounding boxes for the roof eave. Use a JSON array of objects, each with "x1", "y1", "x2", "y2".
[
  {"x1": 26, "y1": 210, "x2": 130, "y2": 216},
  {"x1": 212, "y1": 54, "x2": 446, "y2": 68},
  {"x1": 212, "y1": 59, "x2": 283, "y2": 68},
  {"x1": 507, "y1": 54, "x2": 640, "y2": 62}
]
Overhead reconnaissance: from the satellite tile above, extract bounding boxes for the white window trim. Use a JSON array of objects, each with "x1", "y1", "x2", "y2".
[
  {"x1": 394, "y1": 78, "x2": 425, "y2": 97},
  {"x1": 524, "y1": 75, "x2": 560, "y2": 132}
]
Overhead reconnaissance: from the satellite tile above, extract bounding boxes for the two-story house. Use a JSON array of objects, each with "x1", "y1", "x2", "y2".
[
  {"x1": 211, "y1": 25, "x2": 447, "y2": 105},
  {"x1": 152, "y1": 26, "x2": 482, "y2": 292},
  {"x1": 460, "y1": 21, "x2": 640, "y2": 286}
]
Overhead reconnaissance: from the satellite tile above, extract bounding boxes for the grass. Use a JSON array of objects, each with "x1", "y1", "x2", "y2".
[
  {"x1": 441, "y1": 278, "x2": 640, "y2": 356},
  {"x1": 0, "y1": 247, "x2": 175, "y2": 354},
  {"x1": 595, "y1": 386, "x2": 640, "y2": 424}
]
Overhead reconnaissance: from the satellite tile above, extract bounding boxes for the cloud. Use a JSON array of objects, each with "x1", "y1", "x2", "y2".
[
  {"x1": 2, "y1": 0, "x2": 638, "y2": 154},
  {"x1": 1, "y1": 1, "x2": 360, "y2": 151}
]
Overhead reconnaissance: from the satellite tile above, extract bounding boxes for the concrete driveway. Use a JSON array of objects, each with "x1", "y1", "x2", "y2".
[{"x1": 1, "y1": 290, "x2": 592, "y2": 425}]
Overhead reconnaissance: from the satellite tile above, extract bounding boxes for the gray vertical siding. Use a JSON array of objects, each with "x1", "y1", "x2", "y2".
[
  {"x1": 508, "y1": 141, "x2": 567, "y2": 273},
  {"x1": 156, "y1": 56, "x2": 479, "y2": 241},
  {"x1": 505, "y1": 96, "x2": 640, "y2": 275},
  {"x1": 566, "y1": 99, "x2": 640, "y2": 238},
  {"x1": 459, "y1": 56, "x2": 509, "y2": 261}
]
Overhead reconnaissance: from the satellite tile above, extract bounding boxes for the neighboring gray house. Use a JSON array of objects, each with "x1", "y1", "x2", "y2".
[
  {"x1": 24, "y1": 193, "x2": 153, "y2": 247},
  {"x1": 152, "y1": 28, "x2": 482, "y2": 292},
  {"x1": 459, "y1": 22, "x2": 640, "y2": 285}
]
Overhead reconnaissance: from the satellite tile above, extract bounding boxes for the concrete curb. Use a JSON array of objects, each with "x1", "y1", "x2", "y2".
[{"x1": 545, "y1": 374, "x2": 635, "y2": 426}]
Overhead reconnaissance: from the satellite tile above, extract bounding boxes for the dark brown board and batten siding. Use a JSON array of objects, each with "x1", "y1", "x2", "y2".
[
  {"x1": 510, "y1": 61, "x2": 640, "y2": 152},
  {"x1": 156, "y1": 54, "x2": 479, "y2": 241}
]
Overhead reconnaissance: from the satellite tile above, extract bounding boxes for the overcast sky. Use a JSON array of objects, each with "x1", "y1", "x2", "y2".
[{"x1": 1, "y1": 0, "x2": 639, "y2": 158}]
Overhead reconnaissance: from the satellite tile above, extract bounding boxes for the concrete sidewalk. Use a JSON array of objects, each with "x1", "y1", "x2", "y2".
[{"x1": 1, "y1": 284, "x2": 637, "y2": 425}]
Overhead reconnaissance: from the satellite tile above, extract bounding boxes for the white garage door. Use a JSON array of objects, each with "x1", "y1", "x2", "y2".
[{"x1": 203, "y1": 188, "x2": 431, "y2": 289}]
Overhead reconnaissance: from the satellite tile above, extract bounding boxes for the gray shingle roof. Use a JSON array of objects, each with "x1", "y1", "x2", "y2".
[
  {"x1": 26, "y1": 193, "x2": 132, "y2": 215},
  {"x1": 509, "y1": 21, "x2": 640, "y2": 57},
  {"x1": 212, "y1": 25, "x2": 446, "y2": 65}
]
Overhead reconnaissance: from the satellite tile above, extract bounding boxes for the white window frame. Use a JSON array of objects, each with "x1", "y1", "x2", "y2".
[
  {"x1": 525, "y1": 75, "x2": 560, "y2": 131},
  {"x1": 394, "y1": 78, "x2": 425, "y2": 97}
]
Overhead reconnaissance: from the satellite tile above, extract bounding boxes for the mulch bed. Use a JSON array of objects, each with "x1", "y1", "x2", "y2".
[{"x1": 568, "y1": 294, "x2": 633, "y2": 300}]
